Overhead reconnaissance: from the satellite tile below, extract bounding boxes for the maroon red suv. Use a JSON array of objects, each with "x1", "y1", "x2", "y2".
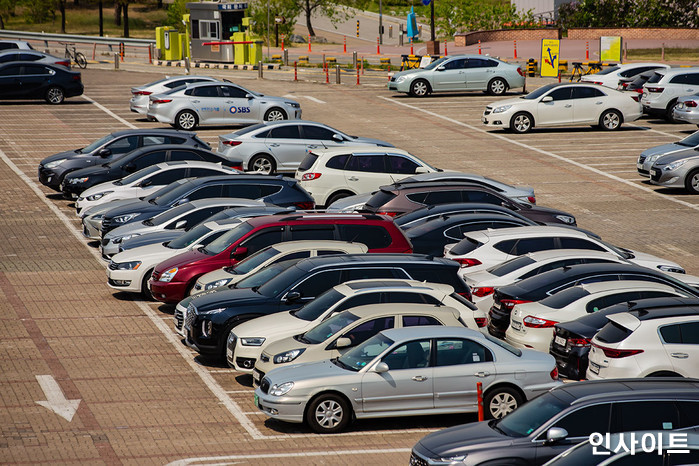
[{"x1": 149, "y1": 213, "x2": 413, "y2": 303}]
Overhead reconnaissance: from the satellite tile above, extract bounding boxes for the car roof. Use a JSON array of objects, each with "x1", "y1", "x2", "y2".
[
  {"x1": 384, "y1": 181, "x2": 496, "y2": 192},
  {"x1": 655, "y1": 67, "x2": 699, "y2": 76},
  {"x1": 310, "y1": 146, "x2": 412, "y2": 157},
  {"x1": 180, "y1": 174, "x2": 296, "y2": 186},
  {"x1": 600, "y1": 296, "x2": 699, "y2": 316},
  {"x1": 465, "y1": 225, "x2": 590, "y2": 241},
  {"x1": 264, "y1": 240, "x2": 367, "y2": 253},
  {"x1": 445, "y1": 54, "x2": 503, "y2": 61},
  {"x1": 0, "y1": 61, "x2": 70, "y2": 70},
  {"x1": 616, "y1": 62, "x2": 668, "y2": 69},
  {"x1": 111, "y1": 128, "x2": 196, "y2": 137},
  {"x1": 338, "y1": 303, "x2": 458, "y2": 319},
  {"x1": 153, "y1": 160, "x2": 227, "y2": 170},
  {"x1": 294, "y1": 253, "x2": 452, "y2": 272},
  {"x1": 550, "y1": 378, "x2": 699, "y2": 406},
  {"x1": 187, "y1": 198, "x2": 265, "y2": 208},
  {"x1": 335, "y1": 279, "x2": 453, "y2": 294},
  {"x1": 576, "y1": 279, "x2": 678, "y2": 294},
  {"x1": 246, "y1": 212, "x2": 390, "y2": 227},
  {"x1": 380, "y1": 325, "x2": 485, "y2": 341}
]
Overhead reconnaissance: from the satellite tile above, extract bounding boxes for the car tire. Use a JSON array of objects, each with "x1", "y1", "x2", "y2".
[
  {"x1": 176, "y1": 110, "x2": 198, "y2": 130},
  {"x1": 141, "y1": 269, "x2": 154, "y2": 301},
  {"x1": 484, "y1": 386, "x2": 523, "y2": 419},
  {"x1": 305, "y1": 393, "x2": 352, "y2": 433},
  {"x1": 326, "y1": 191, "x2": 353, "y2": 207},
  {"x1": 45, "y1": 86, "x2": 65, "y2": 105},
  {"x1": 409, "y1": 79, "x2": 430, "y2": 97},
  {"x1": 487, "y1": 78, "x2": 507, "y2": 96},
  {"x1": 249, "y1": 154, "x2": 276, "y2": 175},
  {"x1": 685, "y1": 169, "x2": 699, "y2": 194},
  {"x1": 510, "y1": 112, "x2": 533, "y2": 134},
  {"x1": 666, "y1": 100, "x2": 680, "y2": 123},
  {"x1": 264, "y1": 107, "x2": 287, "y2": 121},
  {"x1": 599, "y1": 109, "x2": 622, "y2": 131}
]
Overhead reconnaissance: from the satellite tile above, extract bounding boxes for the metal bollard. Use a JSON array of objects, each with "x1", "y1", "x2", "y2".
[
  {"x1": 352, "y1": 51, "x2": 358, "y2": 69},
  {"x1": 335, "y1": 65, "x2": 341, "y2": 84},
  {"x1": 258, "y1": 60, "x2": 263, "y2": 79},
  {"x1": 114, "y1": 52, "x2": 119, "y2": 70},
  {"x1": 294, "y1": 61, "x2": 297, "y2": 81},
  {"x1": 283, "y1": 49, "x2": 289, "y2": 66},
  {"x1": 184, "y1": 56, "x2": 190, "y2": 75}
]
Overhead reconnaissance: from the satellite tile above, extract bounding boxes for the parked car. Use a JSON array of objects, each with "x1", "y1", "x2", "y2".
[
  {"x1": 0, "y1": 49, "x2": 71, "y2": 68},
  {"x1": 637, "y1": 130, "x2": 699, "y2": 177},
  {"x1": 130, "y1": 75, "x2": 219, "y2": 115},
  {"x1": 618, "y1": 69, "x2": 657, "y2": 93},
  {"x1": 411, "y1": 378, "x2": 699, "y2": 466},
  {"x1": 671, "y1": 91, "x2": 699, "y2": 126},
  {"x1": 191, "y1": 240, "x2": 368, "y2": 294},
  {"x1": 649, "y1": 149, "x2": 699, "y2": 194},
  {"x1": 506, "y1": 280, "x2": 690, "y2": 352},
  {"x1": 482, "y1": 83, "x2": 642, "y2": 133},
  {"x1": 38, "y1": 129, "x2": 209, "y2": 192},
  {"x1": 487, "y1": 263, "x2": 699, "y2": 339},
  {"x1": 217, "y1": 120, "x2": 394, "y2": 175},
  {"x1": 255, "y1": 326, "x2": 560, "y2": 433},
  {"x1": 182, "y1": 254, "x2": 469, "y2": 359},
  {"x1": 147, "y1": 81, "x2": 302, "y2": 130},
  {"x1": 296, "y1": 147, "x2": 437, "y2": 207},
  {"x1": 388, "y1": 55, "x2": 525, "y2": 97},
  {"x1": 0, "y1": 40, "x2": 34, "y2": 51},
  {"x1": 580, "y1": 62, "x2": 669, "y2": 88},
  {"x1": 75, "y1": 161, "x2": 238, "y2": 215},
  {"x1": 362, "y1": 182, "x2": 576, "y2": 224},
  {"x1": 0, "y1": 62, "x2": 83, "y2": 104},
  {"x1": 551, "y1": 297, "x2": 699, "y2": 380},
  {"x1": 641, "y1": 67, "x2": 699, "y2": 121},
  {"x1": 587, "y1": 299, "x2": 699, "y2": 379},
  {"x1": 150, "y1": 213, "x2": 413, "y2": 304},
  {"x1": 227, "y1": 279, "x2": 484, "y2": 372}
]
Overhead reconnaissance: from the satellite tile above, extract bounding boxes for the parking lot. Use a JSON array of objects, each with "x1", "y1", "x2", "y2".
[{"x1": 0, "y1": 66, "x2": 697, "y2": 465}]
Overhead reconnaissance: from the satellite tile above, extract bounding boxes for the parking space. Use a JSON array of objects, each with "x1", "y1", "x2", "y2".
[{"x1": 0, "y1": 67, "x2": 697, "y2": 465}]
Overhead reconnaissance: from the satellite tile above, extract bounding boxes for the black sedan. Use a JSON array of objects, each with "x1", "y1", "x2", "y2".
[
  {"x1": 60, "y1": 145, "x2": 242, "y2": 198},
  {"x1": 0, "y1": 62, "x2": 82, "y2": 104}
]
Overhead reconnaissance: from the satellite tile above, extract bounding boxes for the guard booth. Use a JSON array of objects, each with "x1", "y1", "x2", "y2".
[{"x1": 187, "y1": 1, "x2": 248, "y2": 62}]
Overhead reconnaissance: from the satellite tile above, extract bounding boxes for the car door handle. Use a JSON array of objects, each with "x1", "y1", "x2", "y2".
[
  {"x1": 411, "y1": 376, "x2": 428, "y2": 382},
  {"x1": 564, "y1": 104, "x2": 572, "y2": 108},
  {"x1": 348, "y1": 176, "x2": 359, "y2": 181},
  {"x1": 475, "y1": 371, "x2": 491, "y2": 377},
  {"x1": 671, "y1": 353, "x2": 689, "y2": 359},
  {"x1": 268, "y1": 143, "x2": 280, "y2": 147},
  {"x1": 596, "y1": 101, "x2": 604, "y2": 105},
  {"x1": 687, "y1": 89, "x2": 694, "y2": 92}
]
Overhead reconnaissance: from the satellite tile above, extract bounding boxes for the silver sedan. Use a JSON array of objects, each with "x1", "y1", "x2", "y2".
[
  {"x1": 637, "y1": 131, "x2": 699, "y2": 177},
  {"x1": 147, "y1": 82, "x2": 301, "y2": 130},
  {"x1": 130, "y1": 75, "x2": 219, "y2": 115},
  {"x1": 649, "y1": 151, "x2": 699, "y2": 193},
  {"x1": 672, "y1": 93, "x2": 699, "y2": 125},
  {"x1": 254, "y1": 326, "x2": 561, "y2": 433}
]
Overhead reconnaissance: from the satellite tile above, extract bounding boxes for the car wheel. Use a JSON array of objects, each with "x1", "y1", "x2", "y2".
[
  {"x1": 599, "y1": 109, "x2": 622, "y2": 131},
  {"x1": 141, "y1": 269, "x2": 154, "y2": 301},
  {"x1": 176, "y1": 110, "x2": 198, "y2": 130},
  {"x1": 484, "y1": 386, "x2": 523, "y2": 419},
  {"x1": 306, "y1": 393, "x2": 351, "y2": 433},
  {"x1": 510, "y1": 112, "x2": 533, "y2": 134},
  {"x1": 264, "y1": 107, "x2": 287, "y2": 121},
  {"x1": 249, "y1": 154, "x2": 276, "y2": 175},
  {"x1": 685, "y1": 169, "x2": 699, "y2": 194},
  {"x1": 410, "y1": 79, "x2": 430, "y2": 97},
  {"x1": 45, "y1": 86, "x2": 65, "y2": 104},
  {"x1": 326, "y1": 191, "x2": 353, "y2": 207},
  {"x1": 666, "y1": 100, "x2": 680, "y2": 123},
  {"x1": 487, "y1": 78, "x2": 507, "y2": 96}
]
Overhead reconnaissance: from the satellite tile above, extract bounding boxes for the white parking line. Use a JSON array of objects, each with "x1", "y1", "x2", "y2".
[
  {"x1": 166, "y1": 448, "x2": 413, "y2": 466},
  {"x1": 379, "y1": 96, "x2": 699, "y2": 212},
  {"x1": 81, "y1": 95, "x2": 138, "y2": 129},
  {"x1": 301, "y1": 95, "x2": 326, "y2": 104}
]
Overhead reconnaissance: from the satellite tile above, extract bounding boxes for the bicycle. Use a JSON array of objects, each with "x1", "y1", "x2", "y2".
[
  {"x1": 569, "y1": 61, "x2": 603, "y2": 82},
  {"x1": 62, "y1": 42, "x2": 87, "y2": 69}
]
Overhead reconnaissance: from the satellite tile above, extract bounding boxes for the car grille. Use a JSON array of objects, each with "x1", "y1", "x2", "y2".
[
  {"x1": 185, "y1": 304, "x2": 197, "y2": 329},
  {"x1": 638, "y1": 155, "x2": 646, "y2": 164},
  {"x1": 259, "y1": 376, "x2": 270, "y2": 394},
  {"x1": 101, "y1": 218, "x2": 117, "y2": 235},
  {"x1": 484, "y1": 107, "x2": 492, "y2": 116},
  {"x1": 174, "y1": 309, "x2": 184, "y2": 330},
  {"x1": 651, "y1": 169, "x2": 662, "y2": 182},
  {"x1": 260, "y1": 353, "x2": 270, "y2": 363},
  {"x1": 108, "y1": 261, "x2": 119, "y2": 270},
  {"x1": 151, "y1": 270, "x2": 161, "y2": 281},
  {"x1": 409, "y1": 452, "x2": 429, "y2": 466},
  {"x1": 390, "y1": 77, "x2": 396, "y2": 82}
]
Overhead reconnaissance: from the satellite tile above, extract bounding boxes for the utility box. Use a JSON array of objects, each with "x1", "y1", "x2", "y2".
[
  {"x1": 156, "y1": 26, "x2": 181, "y2": 61},
  {"x1": 232, "y1": 31, "x2": 248, "y2": 65},
  {"x1": 187, "y1": 1, "x2": 248, "y2": 63},
  {"x1": 249, "y1": 40, "x2": 263, "y2": 64}
]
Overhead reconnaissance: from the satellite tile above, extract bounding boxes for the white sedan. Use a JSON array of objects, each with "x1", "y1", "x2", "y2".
[
  {"x1": 130, "y1": 76, "x2": 219, "y2": 115},
  {"x1": 482, "y1": 83, "x2": 642, "y2": 133}
]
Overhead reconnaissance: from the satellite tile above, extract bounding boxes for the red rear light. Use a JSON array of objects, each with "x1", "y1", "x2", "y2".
[
  {"x1": 634, "y1": 88, "x2": 643, "y2": 94},
  {"x1": 527, "y1": 196, "x2": 536, "y2": 204},
  {"x1": 378, "y1": 211, "x2": 398, "y2": 217},
  {"x1": 567, "y1": 337, "x2": 591, "y2": 347},
  {"x1": 592, "y1": 81, "x2": 603, "y2": 85},
  {"x1": 500, "y1": 299, "x2": 531, "y2": 311},
  {"x1": 454, "y1": 258, "x2": 482, "y2": 268},
  {"x1": 517, "y1": 67, "x2": 524, "y2": 77},
  {"x1": 475, "y1": 317, "x2": 487, "y2": 328},
  {"x1": 523, "y1": 315, "x2": 558, "y2": 328},
  {"x1": 133, "y1": 91, "x2": 152, "y2": 96},
  {"x1": 293, "y1": 201, "x2": 315, "y2": 210},
  {"x1": 57, "y1": 60, "x2": 71, "y2": 67},
  {"x1": 621, "y1": 82, "x2": 629, "y2": 89},
  {"x1": 222, "y1": 140, "x2": 242, "y2": 146},
  {"x1": 472, "y1": 286, "x2": 495, "y2": 298},
  {"x1": 631, "y1": 95, "x2": 640, "y2": 102},
  {"x1": 457, "y1": 290, "x2": 473, "y2": 301},
  {"x1": 301, "y1": 173, "x2": 321, "y2": 181},
  {"x1": 592, "y1": 343, "x2": 643, "y2": 359},
  {"x1": 685, "y1": 101, "x2": 698, "y2": 107},
  {"x1": 152, "y1": 98, "x2": 172, "y2": 104},
  {"x1": 646, "y1": 87, "x2": 664, "y2": 93},
  {"x1": 72, "y1": 74, "x2": 81, "y2": 81},
  {"x1": 229, "y1": 164, "x2": 242, "y2": 170},
  {"x1": 550, "y1": 367, "x2": 559, "y2": 380}
]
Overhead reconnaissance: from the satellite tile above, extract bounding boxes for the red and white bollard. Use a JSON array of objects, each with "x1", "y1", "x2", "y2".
[
  {"x1": 294, "y1": 61, "x2": 297, "y2": 81},
  {"x1": 377, "y1": 36, "x2": 380, "y2": 55},
  {"x1": 478, "y1": 40, "x2": 482, "y2": 55},
  {"x1": 586, "y1": 41, "x2": 589, "y2": 60},
  {"x1": 343, "y1": 35, "x2": 347, "y2": 54},
  {"x1": 326, "y1": 65, "x2": 329, "y2": 83},
  {"x1": 308, "y1": 34, "x2": 312, "y2": 52},
  {"x1": 513, "y1": 40, "x2": 517, "y2": 59},
  {"x1": 356, "y1": 64, "x2": 360, "y2": 85},
  {"x1": 410, "y1": 38, "x2": 414, "y2": 55},
  {"x1": 444, "y1": 39, "x2": 448, "y2": 56},
  {"x1": 477, "y1": 382, "x2": 484, "y2": 421},
  {"x1": 281, "y1": 35, "x2": 285, "y2": 52}
]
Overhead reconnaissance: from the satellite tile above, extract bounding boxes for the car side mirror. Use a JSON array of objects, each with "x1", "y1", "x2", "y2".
[
  {"x1": 245, "y1": 93, "x2": 254, "y2": 99},
  {"x1": 374, "y1": 362, "x2": 389, "y2": 373},
  {"x1": 173, "y1": 198, "x2": 189, "y2": 206},
  {"x1": 174, "y1": 220, "x2": 187, "y2": 229},
  {"x1": 232, "y1": 246, "x2": 247, "y2": 257},
  {"x1": 190, "y1": 243, "x2": 203, "y2": 250},
  {"x1": 415, "y1": 166, "x2": 430, "y2": 174},
  {"x1": 545, "y1": 427, "x2": 568, "y2": 444},
  {"x1": 140, "y1": 178, "x2": 153, "y2": 187},
  {"x1": 285, "y1": 291, "x2": 301, "y2": 303},
  {"x1": 97, "y1": 148, "x2": 111, "y2": 158},
  {"x1": 541, "y1": 96, "x2": 553, "y2": 103},
  {"x1": 124, "y1": 163, "x2": 136, "y2": 172},
  {"x1": 335, "y1": 337, "x2": 352, "y2": 349},
  {"x1": 332, "y1": 133, "x2": 344, "y2": 142},
  {"x1": 436, "y1": 66, "x2": 445, "y2": 71}
]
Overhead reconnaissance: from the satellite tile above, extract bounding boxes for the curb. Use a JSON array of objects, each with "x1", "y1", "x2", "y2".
[{"x1": 153, "y1": 60, "x2": 280, "y2": 70}]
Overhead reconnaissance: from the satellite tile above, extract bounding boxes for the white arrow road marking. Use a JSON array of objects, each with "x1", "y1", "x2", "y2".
[{"x1": 35, "y1": 375, "x2": 81, "y2": 422}]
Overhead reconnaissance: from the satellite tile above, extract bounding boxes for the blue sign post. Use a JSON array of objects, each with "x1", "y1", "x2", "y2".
[{"x1": 407, "y1": 6, "x2": 419, "y2": 40}]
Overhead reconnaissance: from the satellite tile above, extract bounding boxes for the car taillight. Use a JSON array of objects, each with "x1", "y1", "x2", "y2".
[
  {"x1": 517, "y1": 67, "x2": 524, "y2": 77},
  {"x1": 152, "y1": 98, "x2": 172, "y2": 104},
  {"x1": 133, "y1": 91, "x2": 152, "y2": 96},
  {"x1": 293, "y1": 201, "x2": 315, "y2": 210},
  {"x1": 301, "y1": 173, "x2": 321, "y2": 181},
  {"x1": 457, "y1": 290, "x2": 473, "y2": 301},
  {"x1": 527, "y1": 196, "x2": 536, "y2": 204},
  {"x1": 222, "y1": 140, "x2": 242, "y2": 146},
  {"x1": 567, "y1": 337, "x2": 591, "y2": 347},
  {"x1": 523, "y1": 315, "x2": 558, "y2": 328},
  {"x1": 454, "y1": 258, "x2": 482, "y2": 268},
  {"x1": 550, "y1": 367, "x2": 559, "y2": 380},
  {"x1": 631, "y1": 95, "x2": 641, "y2": 102},
  {"x1": 685, "y1": 100, "x2": 698, "y2": 107},
  {"x1": 592, "y1": 343, "x2": 643, "y2": 359},
  {"x1": 57, "y1": 60, "x2": 71, "y2": 67},
  {"x1": 472, "y1": 286, "x2": 495, "y2": 298},
  {"x1": 228, "y1": 164, "x2": 242, "y2": 170},
  {"x1": 72, "y1": 74, "x2": 81, "y2": 81},
  {"x1": 634, "y1": 88, "x2": 643, "y2": 94},
  {"x1": 475, "y1": 317, "x2": 487, "y2": 328},
  {"x1": 500, "y1": 299, "x2": 531, "y2": 311},
  {"x1": 621, "y1": 82, "x2": 629, "y2": 89},
  {"x1": 646, "y1": 87, "x2": 664, "y2": 93},
  {"x1": 591, "y1": 81, "x2": 603, "y2": 85},
  {"x1": 378, "y1": 211, "x2": 398, "y2": 217}
]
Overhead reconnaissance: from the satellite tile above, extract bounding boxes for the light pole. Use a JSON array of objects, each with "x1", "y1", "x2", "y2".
[
  {"x1": 267, "y1": 0, "x2": 270, "y2": 59},
  {"x1": 379, "y1": 0, "x2": 383, "y2": 45}
]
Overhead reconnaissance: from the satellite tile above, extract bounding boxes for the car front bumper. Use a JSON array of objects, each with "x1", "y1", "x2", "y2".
[
  {"x1": 649, "y1": 166, "x2": 686, "y2": 188},
  {"x1": 254, "y1": 387, "x2": 306, "y2": 424},
  {"x1": 38, "y1": 165, "x2": 64, "y2": 190},
  {"x1": 149, "y1": 279, "x2": 189, "y2": 304},
  {"x1": 82, "y1": 217, "x2": 102, "y2": 240},
  {"x1": 106, "y1": 267, "x2": 143, "y2": 293},
  {"x1": 481, "y1": 109, "x2": 515, "y2": 130},
  {"x1": 227, "y1": 335, "x2": 261, "y2": 373}
]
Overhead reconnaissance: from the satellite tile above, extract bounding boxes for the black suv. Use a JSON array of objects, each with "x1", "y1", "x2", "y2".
[
  {"x1": 185, "y1": 254, "x2": 470, "y2": 360},
  {"x1": 38, "y1": 129, "x2": 209, "y2": 191},
  {"x1": 412, "y1": 378, "x2": 699, "y2": 466},
  {"x1": 488, "y1": 262, "x2": 699, "y2": 338}
]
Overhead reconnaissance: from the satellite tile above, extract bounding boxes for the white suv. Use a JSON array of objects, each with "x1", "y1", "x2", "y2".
[
  {"x1": 295, "y1": 146, "x2": 436, "y2": 207},
  {"x1": 641, "y1": 67, "x2": 699, "y2": 121},
  {"x1": 444, "y1": 226, "x2": 685, "y2": 275},
  {"x1": 587, "y1": 298, "x2": 699, "y2": 379}
]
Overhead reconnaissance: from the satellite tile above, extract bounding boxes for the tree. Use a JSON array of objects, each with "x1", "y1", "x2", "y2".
[
  {"x1": 57, "y1": 0, "x2": 66, "y2": 33},
  {"x1": 276, "y1": 0, "x2": 355, "y2": 37},
  {"x1": 166, "y1": 0, "x2": 188, "y2": 32},
  {"x1": 0, "y1": 0, "x2": 15, "y2": 29},
  {"x1": 114, "y1": 1, "x2": 121, "y2": 26},
  {"x1": 248, "y1": 0, "x2": 300, "y2": 43}
]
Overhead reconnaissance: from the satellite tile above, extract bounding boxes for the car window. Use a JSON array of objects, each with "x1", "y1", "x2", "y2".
[
  {"x1": 298, "y1": 152, "x2": 319, "y2": 171},
  {"x1": 435, "y1": 339, "x2": 492, "y2": 366},
  {"x1": 219, "y1": 85, "x2": 247, "y2": 98},
  {"x1": 292, "y1": 270, "x2": 343, "y2": 298},
  {"x1": 222, "y1": 184, "x2": 262, "y2": 199},
  {"x1": 551, "y1": 403, "x2": 611, "y2": 438},
  {"x1": 443, "y1": 58, "x2": 467, "y2": 70},
  {"x1": 289, "y1": 225, "x2": 336, "y2": 241},
  {"x1": 520, "y1": 258, "x2": 587, "y2": 280},
  {"x1": 22, "y1": 65, "x2": 51, "y2": 75},
  {"x1": 383, "y1": 339, "x2": 431, "y2": 370},
  {"x1": 333, "y1": 293, "x2": 383, "y2": 313},
  {"x1": 670, "y1": 74, "x2": 690, "y2": 84},
  {"x1": 385, "y1": 292, "x2": 442, "y2": 305},
  {"x1": 337, "y1": 224, "x2": 392, "y2": 249},
  {"x1": 571, "y1": 86, "x2": 605, "y2": 99},
  {"x1": 660, "y1": 321, "x2": 699, "y2": 344},
  {"x1": 513, "y1": 237, "x2": 557, "y2": 255},
  {"x1": 268, "y1": 125, "x2": 301, "y2": 139},
  {"x1": 346, "y1": 155, "x2": 385, "y2": 173},
  {"x1": 493, "y1": 239, "x2": 518, "y2": 254},
  {"x1": 677, "y1": 401, "x2": 699, "y2": 429},
  {"x1": 145, "y1": 168, "x2": 188, "y2": 186},
  {"x1": 270, "y1": 251, "x2": 311, "y2": 265},
  {"x1": 132, "y1": 150, "x2": 168, "y2": 170},
  {"x1": 612, "y1": 401, "x2": 680, "y2": 432},
  {"x1": 19, "y1": 53, "x2": 40, "y2": 61},
  {"x1": 386, "y1": 156, "x2": 419, "y2": 174},
  {"x1": 169, "y1": 150, "x2": 204, "y2": 161},
  {"x1": 107, "y1": 136, "x2": 140, "y2": 154},
  {"x1": 259, "y1": 184, "x2": 282, "y2": 197},
  {"x1": 546, "y1": 87, "x2": 572, "y2": 101},
  {"x1": 344, "y1": 267, "x2": 401, "y2": 281},
  {"x1": 559, "y1": 237, "x2": 607, "y2": 251},
  {"x1": 326, "y1": 154, "x2": 349, "y2": 169},
  {"x1": 688, "y1": 73, "x2": 699, "y2": 85},
  {"x1": 143, "y1": 136, "x2": 168, "y2": 146},
  {"x1": 444, "y1": 225, "x2": 466, "y2": 241},
  {"x1": 184, "y1": 184, "x2": 222, "y2": 202},
  {"x1": 0, "y1": 64, "x2": 21, "y2": 75},
  {"x1": 317, "y1": 249, "x2": 350, "y2": 256},
  {"x1": 342, "y1": 316, "x2": 395, "y2": 346},
  {"x1": 192, "y1": 86, "x2": 219, "y2": 97},
  {"x1": 187, "y1": 167, "x2": 225, "y2": 178},
  {"x1": 462, "y1": 191, "x2": 504, "y2": 204},
  {"x1": 619, "y1": 66, "x2": 656, "y2": 78},
  {"x1": 240, "y1": 228, "x2": 284, "y2": 254},
  {"x1": 406, "y1": 268, "x2": 466, "y2": 293},
  {"x1": 465, "y1": 58, "x2": 493, "y2": 68},
  {"x1": 170, "y1": 206, "x2": 227, "y2": 229},
  {"x1": 424, "y1": 190, "x2": 462, "y2": 205},
  {"x1": 403, "y1": 315, "x2": 442, "y2": 326},
  {"x1": 302, "y1": 125, "x2": 336, "y2": 140},
  {"x1": 0, "y1": 53, "x2": 19, "y2": 62}
]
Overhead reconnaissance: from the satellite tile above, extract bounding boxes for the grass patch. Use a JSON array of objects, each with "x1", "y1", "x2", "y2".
[{"x1": 627, "y1": 47, "x2": 699, "y2": 61}]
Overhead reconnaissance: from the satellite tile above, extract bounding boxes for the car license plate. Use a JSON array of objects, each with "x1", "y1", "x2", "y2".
[
  {"x1": 252, "y1": 369, "x2": 261, "y2": 384},
  {"x1": 554, "y1": 335, "x2": 566, "y2": 347},
  {"x1": 510, "y1": 320, "x2": 522, "y2": 331},
  {"x1": 589, "y1": 361, "x2": 600, "y2": 375},
  {"x1": 254, "y1": 393, "x2": 260, "y2": 409}
]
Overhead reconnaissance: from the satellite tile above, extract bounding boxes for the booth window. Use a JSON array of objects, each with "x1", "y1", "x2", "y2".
[
  {"x1": 199, "y1": 20, "x2": 220, "y2": 40},
  {"x1": 192, "y1": 20, "x2": 200, "y2": 39}
]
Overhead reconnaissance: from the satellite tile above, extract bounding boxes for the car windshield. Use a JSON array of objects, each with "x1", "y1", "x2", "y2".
[
  {"x1": 148, "y1": 203, "x2": 194, "y2": 226},
  {"x1": 235, "y1": 262, "x2": 293, "y2": 289},
  {"x1": 487, "y1": 256, "x2": 537, "y2": 277},
  {"x1": 678, "y1": 131, "x2": 699, "y2": 147},
  {"x1": 495, "y1": 392, "x2": 568, "y2": 437},
  {"x1": 231, "y1": 246, "x2": 280, "y2": 275},
  {"x1": 484, "y1": 333, "x2": 522, "y2": 356},
  {"x1": 522, "y1": 84, "x2": 556, "y2": 100},
  {"x1": 82, "y1": 134, "x2": 116, "y2": 153},
  {"x1": 365, "y1": 190, "x2": 397, "y2": 209},
  {"x1": 202, "y1": 222, "x2": 254, "y2": 255},
  {"x1": 595, "y1": 65, "x2": 620, "y2": 75},
  {"x1": 539, "y1": 286, "x2": 590, "y2": 309},
  {"x1": 141, "y1": 78, "x2": 168, "y2": 88},
  {"x1": 116, "y1": 165, "x2": 161, "y2": 186},
  {"x1": 167, "y1": 224, "x2": 213, "y2": 250},
  {"x1": 293, "y1": 290, "x2": 344, "y2": 321},
  {"x1": 336, "y1": 333, "x2": 394, "y2": 372},
  {"x1": 596, "y1": 239, "x2": 630, "y2": 259},
  {"x1": 255, "y1": 264, "x2": 307, "y2": 297},
  {"x1": 142, "y1": 179, "x2": 189, "y2": 203},
  {"x1": 302, "y1": 312, "x2": 361, "y2": 344},
  {"x1": 646, "y1": 72, "x2": 663, "y2": 84},
  {"x1": 150, "y1": 181, "x2": 197, "y2": 206},
  {"x1": 423, "y1": 57, "x2": 449, "y2": 70}
]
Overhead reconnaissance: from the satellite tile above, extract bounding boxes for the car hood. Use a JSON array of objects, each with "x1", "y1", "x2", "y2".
[
  {"x1": 104, "y1": 201, "x2": 163, "y2": 219},
  {"x1": 121, "y1": 230, "x2": 184, "y2": 250},
  {"x1": 627, "y1": 249, "x2": 683, "y2": 272},
  {"x1": 40, "y1": 148, "x2": 85, "y2": 165},
  {"x1": 155, "y1": 249, "x2": 208, "y2": 275},
  {"x1": 234, "y1": 311, "x2": 309, "y2": 339},
  {"x1": 189, "y1": 286, "x2": 269, "y2": 312},
  {"x1": 263, "y1": 358, "x2": 354, "y2": 385},
  {"x1": 641, "y1": 143, "x2": 692, "y2": 159},
  {"x1": 462, "y1": 270, "x2": 503, "y2": 287},
  {"x1": 80, "y1": 180, "x2": 120, "y2": 198},
  {"x1": 488, "y1": 96, "x2": 526, "y2": 108},
  {"x1": 112, "y1": 242, "x2": 178, "y2": 264},
  {"x1": 651, "y1": 151, "x2": 699, "y2": 166},
  {"x1": 325, "y1": 192, "x2": 372, "y2": 212},
  {"x1": 65, "y1": 164, "x2": 112, "y2": 180},
  {"x1": 262, "y1": 334, "x2": 314, "y2": 358},
  {"x1": 105, "y1": 220, "x2": 158, "y2": 240},
  {"x1": 391, "y1": 69, "x2": 425, "y2": 80},
  {"x1": 82, "y1": 199, "x2": 142, "y2": 218},
  {"x1": 415, "y1": 420, "x2": 512, "y2": 459}
]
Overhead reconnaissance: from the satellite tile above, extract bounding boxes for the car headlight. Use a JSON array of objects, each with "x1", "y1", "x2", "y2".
[
  {"x1": 69, "y1": 177, "x2": 89, "y2": 184},
  {"x1": 86, "y1": 191, "x2": 113, "y2": 201},
  {"x1": 205, "y1": 278, "x2": 232, "y2": 290},
  {"x1": 112, "y1": 261, "x2": 141, "y2": 270},
  {"x1": 269, "y1": 381, "x2": 294, "y2": 396},
  {"x1": 201, "y1": 307, "x2": 226, "y2": 315},
  {"x1": 113, "y1": 233, "x2": 140, "y2": 244},
  {"x1": 201, "y1": 320, "x2": 213, "y2": 337},
  {"x1": 439, "y1": 455, "x2": 467, "y2": 463},
  {"x1": 285, "y1": 101, "x2": 300, "y2": 108},
  {"x1": 240, "y1": 337, "x2": 266, "y2": 346},
  {"x1": 273, "y1": 348, "x2": 305, "y2": 364},
  {"x1": 44, "y1": 158, "x2": 66, "y2": 169},
  {"x1": 395, "y1": 75, "x2": 408, "y2": 83},
  {"x1": 555, "y1": 215, "x2": 576, "y2": 225},
  {"x1": 91, "y1": 214, "x2": 105, "y2": 221},
  {"x1": 646, "y1": 154, "x2": 660, "y2": 163},
  {"x1": 658, "y1": 265, "x2": 685, "y2": 273},
  {"x1": 492, "y1": 105, "x2": 512, "y2": 113},
  {"x1": 664, "y1": 160, "x2": 686, "y2": 171},
  {"x1": 159, "y1": 267, "x2": 178, "y2": 282},
  {"x1": 113, "y1": 213, "x2": 137, "y2": 224}
]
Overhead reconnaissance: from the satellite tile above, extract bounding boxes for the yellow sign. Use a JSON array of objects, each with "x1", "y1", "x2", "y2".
[
  {"x1": 541, "y1": 39, "x2": 560, "y2": 77},
  {"x1": 600, "y1": 36, "x2": 622, "y2": 62},
  {"x1": 211, "y1": 44, "x2": 220, "y2": 52}
]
